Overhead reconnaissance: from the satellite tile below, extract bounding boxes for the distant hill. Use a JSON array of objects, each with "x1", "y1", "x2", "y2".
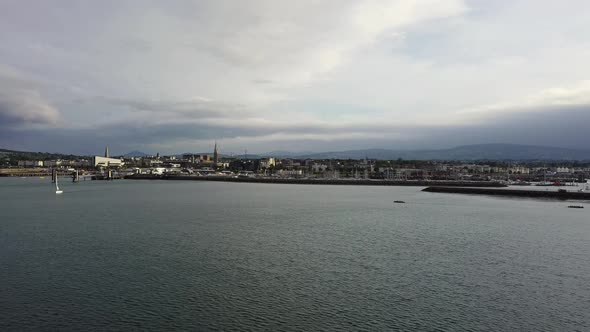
[
  {"x1": 4, "y1": 143, "x2": 590, "y2": 161},
  {"x1": 0, "y1": 148, "x2": 18, "y2": 154},
  {"x1": 123, "y1": 150, "x2": 149, "y2": 157},
  {"x1": 289, "y1": 144, "x2": 590, "y2": 161},
  {"x1": 261, "y1": 150, "x2": 315, "y2": 158},
  {"x1": 0, "y1": 148, "x2": 85, "y2": 160},
  {"x1": 178, "y1": 152, "x2": 263, "y2": 159}
]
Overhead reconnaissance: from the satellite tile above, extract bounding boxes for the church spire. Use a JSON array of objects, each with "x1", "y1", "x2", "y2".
[{"x1": 213, "y1": 141, "x2": 219, "y2": 164}]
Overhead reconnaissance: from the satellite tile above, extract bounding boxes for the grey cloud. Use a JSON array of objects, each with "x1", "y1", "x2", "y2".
[
  {"x1": 252, "y1": 79, "x2": 274, "y2": 85},
  {"x1": 0, "y1": 75, "x2": 59, "y2": 128},
  {"x1": 87, "y1": 96, "x2": 248, "y2": 119},
  {"x1": 121, "y1": 38, "x2": 153, "y2": 53},
  {"x1": 1, "y1": 1, "x2": 590, "y2": 155},
  {"x1": 409, "y1": 105, "x2": 590, "y2": 149},
  {"x1": 3, "y1": 103, "x2": 590, "y2": 155},
  {"x1": 0, "y1": 121, "x2": 259, "y2": 155}
]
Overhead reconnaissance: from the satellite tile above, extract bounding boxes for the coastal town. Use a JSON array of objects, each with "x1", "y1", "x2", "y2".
[{"x1": 2, "y1": 144, "x2": 590, "y2": 185}]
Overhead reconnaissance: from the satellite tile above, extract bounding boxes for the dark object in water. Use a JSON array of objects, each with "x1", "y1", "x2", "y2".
[
  {"x1": 568, "y1": 205, "x2": 584, "y2": 209},
  {"x1": 394, "y1": 200, "x2": 405, "y2": 203}
]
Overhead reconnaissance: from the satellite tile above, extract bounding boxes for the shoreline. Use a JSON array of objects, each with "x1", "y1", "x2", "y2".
[{"x1": 124, "y1": 174, "x2": 507, "y2": 187}]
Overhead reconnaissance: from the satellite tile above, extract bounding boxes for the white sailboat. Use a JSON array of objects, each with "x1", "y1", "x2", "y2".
[{"x1": 55, "y1": 174, "x2": 63, "y2": 194}]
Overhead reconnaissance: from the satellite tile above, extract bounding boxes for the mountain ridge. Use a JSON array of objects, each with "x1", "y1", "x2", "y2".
[
  {"x1": 265, "y1": 144, "x2": 590, "y2": 160},
  {"x1": 4, "y1": 144, "x2": 590, "y2": 161},
  {"x1": 123, "y1": 150, "x2": 149, "y2": 157}
]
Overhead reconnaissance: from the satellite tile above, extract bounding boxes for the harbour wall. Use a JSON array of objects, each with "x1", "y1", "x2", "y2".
[
  {"x1": 0, "y1": 168, "x2": 71, "y2": 177},
  {"x1": 422, "y1": 186, "x2": 590, "y2": 200}
]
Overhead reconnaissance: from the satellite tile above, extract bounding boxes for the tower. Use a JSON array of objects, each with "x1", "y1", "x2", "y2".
[
  {"x1": 104, "y1": 145, "x2": 109, "y2": 158},
  {"x1": 213, "y1": 141, "x2": 219, "y2": 164}
]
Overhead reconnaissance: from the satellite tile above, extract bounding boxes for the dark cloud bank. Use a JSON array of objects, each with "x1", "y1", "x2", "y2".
[{"x1": 1, "y1": 102, "x2": 589, "y2": 156}]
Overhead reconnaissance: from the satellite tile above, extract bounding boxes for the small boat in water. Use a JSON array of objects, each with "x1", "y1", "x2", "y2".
[
  {"x1": 568, "y1": 205, "x2": 584, "y2": 209},
  {"x1": 393, "y1": 200, "x2": 405, "y2": 204}
]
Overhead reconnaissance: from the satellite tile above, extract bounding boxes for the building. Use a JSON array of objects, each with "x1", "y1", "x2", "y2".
[
  {"x1": 92, "y1": 145, "x2": 123, "y2": 167},
  {"x1": 260, "y1": 158, "x2": 276, "y2": 169},
  {"x1": 182, "y1": 153, "x2": 213, "y2": 163},
  {"x1": 92, "y1": 156, "x2": 123, "y2": 168},
  {"x1": 44, "y1": 160, "x2": 63, "y2": 167},
  {"x1": 17, "y1": 160, "x2": 44, "y2": 167},
  {"x1": 276, "y1": 169, "x2": 304, "y2": 177},
  {"x1": 311, "y1": 163, "x2": 328, "y2": 173},
  {"x1": 197, "y1": 155, "x2": 213, "y2": 162},
  {"x1": 142, "y1": 159, "x2": 163, "y2": 167},
  {"x1": 182, "y1": 154, "x2": 196, "y2": 163}
]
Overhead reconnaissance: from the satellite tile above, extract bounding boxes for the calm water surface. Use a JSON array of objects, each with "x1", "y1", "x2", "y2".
[{"x1": 1, "y1": 178, "x2": 589, "y2": 331}]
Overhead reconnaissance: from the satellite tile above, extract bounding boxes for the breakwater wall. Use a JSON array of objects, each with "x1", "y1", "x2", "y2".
[
  {"x1": 422, "y1": 186, "x2": 590, "y2": 200},
  {"x1": 125, "y1": 174, "x2": 507, "y2": 187},
  {"x1": 0, "y1": 169, "x2": 71, "y2": 177}
]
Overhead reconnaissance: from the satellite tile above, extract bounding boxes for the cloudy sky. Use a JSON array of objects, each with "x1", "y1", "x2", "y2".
[{"x1": 1, "y1": 0, "x2": 590, "y2": 155}]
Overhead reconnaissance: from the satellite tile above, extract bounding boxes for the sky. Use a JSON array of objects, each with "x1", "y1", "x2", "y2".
[{"x1": 1, "y1": 0, "x2": 590, "y2": 155}]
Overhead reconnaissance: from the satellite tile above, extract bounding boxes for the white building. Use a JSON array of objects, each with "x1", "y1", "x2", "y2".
[
  {"x1": 149, "y1": 167, "x2": 167, "y2": 175},
  {"x1": 311, "y1": 163, "x2": 328, "y2": 172},
  {"x1": 259, "y1": 158, "x2": 276, "y2": 168},
  {"x1": 93, "y1": 156, "x2": 123, "y2": 167},
  {"x1": 277, "y1": 169, "x2": 304, "y2": 177},
  {"x1": 509, "y1": 166, "x2": 530, "y2": 174},
  {"x1": 17, "y1": 160, "x2": 44, "y2": 167},
  {"x1": 44, "y1": 160, "x2": 62, "y2": 167}
]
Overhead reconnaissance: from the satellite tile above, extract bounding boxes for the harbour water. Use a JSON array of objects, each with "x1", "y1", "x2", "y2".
[{"x1": 1, "y1": 178, "x2": 589, "y2": 331}]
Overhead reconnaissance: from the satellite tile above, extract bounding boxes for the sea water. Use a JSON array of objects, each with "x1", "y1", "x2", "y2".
[{"x1": 1, "y1": 178, "x2": 589, "y2": 330}]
